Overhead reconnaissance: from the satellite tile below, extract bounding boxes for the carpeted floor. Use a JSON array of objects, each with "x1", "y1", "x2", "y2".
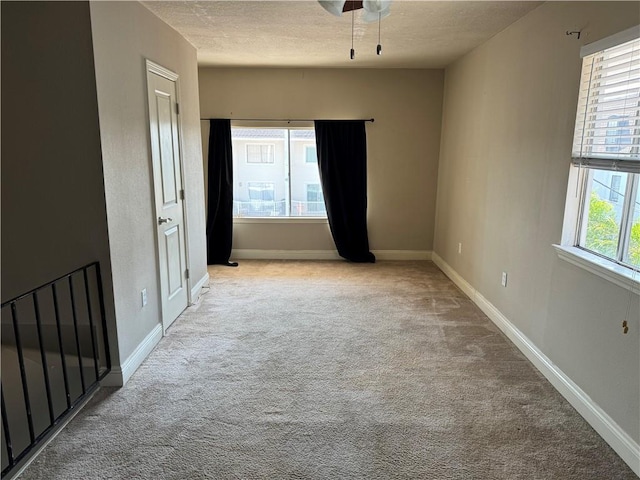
[{"x1": 19, "y1": 260, "x2": 637, "y2": 479}]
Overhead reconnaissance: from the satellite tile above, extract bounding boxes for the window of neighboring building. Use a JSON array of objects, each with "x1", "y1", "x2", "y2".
[
  {"x1": 246, "y1": 144, "x2": 274, "y2": 164},
  {"x1": 609, "y1": 175, "x2": 622, "y2": 203},
  {"x1": 305, "y1": 145, "x2": 317, "y2": 163},
  {"x1": 232, "y1": 127, "x2": 327, "y2": 218},
  {"x1": 569, "y1": 28, "x2": 640, "y2": 269}
]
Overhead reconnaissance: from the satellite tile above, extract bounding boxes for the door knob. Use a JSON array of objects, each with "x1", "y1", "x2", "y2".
[{"x1": 158, "y1": 217, "x2": 173, "y2": 225}]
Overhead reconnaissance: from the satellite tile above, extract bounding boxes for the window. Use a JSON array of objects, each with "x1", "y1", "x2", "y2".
[
  {"x1": 570, "y1": 27, "x2": 640, "y2": 269},
  {"x1": 232, "y1": 127, "x2": 326, "y2": 218},
  {"x1": 246, "y1": 144, "x2": 274, "y2": 164},
  {"x1": 305, "y1": 145, "x2": 317, "y2": 163},
  {"x1": 609, "y1": 175, "x2": 622, "y2": 202}
]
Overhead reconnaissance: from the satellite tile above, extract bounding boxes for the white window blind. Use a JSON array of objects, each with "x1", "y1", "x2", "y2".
[{"x1": 572, "y1": 28, "x2": 640, "y2": 173}]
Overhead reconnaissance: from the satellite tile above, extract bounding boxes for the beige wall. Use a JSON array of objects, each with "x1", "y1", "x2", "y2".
[
  {"x1": 1, "y1": 2, "x2": 118, "y2": 363},
  {"x1": 90, "y1": 2, "x2": 207, "y2": 363},
  {"x1": 199, "y1": 68, "x2": 444, "y2": 253},
  {"x1": 435, "y1": 1, "x2": 640, "y2": 445}
]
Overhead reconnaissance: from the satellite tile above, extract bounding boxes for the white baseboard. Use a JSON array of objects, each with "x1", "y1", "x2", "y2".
[
  {"x1": 231, "y1": 249, "x2": 431, "y2": 261},
  {"x1": 431, "y1": 252, "x2": 476, "y2": 299},
  {"x1": 190, "y1": 271, "x2": 210, "y2": 305},
  {"x1": 373, "y1": 250, "x2": 432, "y2": 260},
  {"x1": 231, "y1": 249, "x2": 341, "y2": 260},
  {"x1": 101, "y1": 323, "x2": 163, "y2": 387},
  {"x1": 432, "y1": 252, "x2": 640, "y2": 477}
]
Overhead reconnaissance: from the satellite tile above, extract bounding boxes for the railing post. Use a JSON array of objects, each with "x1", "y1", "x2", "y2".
[
  {"x1": 94, "y1": 262, "x2": 112, "y2": 374},
  {"x1": 32, "y1": 293, "x2": 55, "y2": 424},
  {"x1": 9, "y1": 302, "x2": 35, "y2": 444},
  {"x1": 82, "y1": 267, "x2": 100, "y2": 381},
  {"x1": 68, "y1": 276, "x2": 86, "y2": 394},
  {"x1": 1, "y1": 387, "x2": 14, "y2": 473},
  {"x1": 52, "y1": 283, "x2": 72, "y2": 409}
]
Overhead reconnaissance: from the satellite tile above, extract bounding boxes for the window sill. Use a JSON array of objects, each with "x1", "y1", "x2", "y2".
[
  {"x1": 553, "y1": 245, "x2": 640, "y2": 294},
  {"x1": 234, "y1": 217, "x2": 328, "y2": 224}
]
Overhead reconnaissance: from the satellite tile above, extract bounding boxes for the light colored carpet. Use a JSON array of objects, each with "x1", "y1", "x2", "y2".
[{"x1": 19, "y1": 260, "x2": 637, "y2": 479}]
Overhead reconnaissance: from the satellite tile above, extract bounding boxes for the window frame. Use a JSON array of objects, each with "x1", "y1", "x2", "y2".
[
  {"x1": 231, "y1": 122, "x2": 327, "y2": 220},
  {"x1": 558, "y1": 26, "x2": 640, "y2": 291},
  {"x1": 576, "y1": 168, "x2": 639, "y2": 270}
]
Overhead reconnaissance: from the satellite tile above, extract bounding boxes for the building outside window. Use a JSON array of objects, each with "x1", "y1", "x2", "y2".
[
  {"x1": 605, "y1": 117, "x2": 633, "y2": 153},
  {"x1": 570, "y1": 30, "x2": 640, "y2": 268},
  {"x1": 305, "y1": 183, "x2": 325, "y2": 214},
  {"x1": 247, "y1": 182, "x2": 277, "y2": 216},
  {"x1": 231, "y1": 127, "x2": 327, "y2": 218}
]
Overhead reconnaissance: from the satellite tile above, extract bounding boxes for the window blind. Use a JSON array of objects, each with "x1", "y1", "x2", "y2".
[{"x1": 572, "y1": 28, "x2": 640, "y2": 173}]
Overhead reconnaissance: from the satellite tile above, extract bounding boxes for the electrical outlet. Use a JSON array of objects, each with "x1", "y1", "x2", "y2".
[
  {"x1": 458, "y1": 243, "x2": 462, "y2": 254},
  {"x1": 141, "y1": 288, "x2": 148, "y2": 307},
  {"x1": 501, "y1": 272, "x2": 508, "y2": 287}
]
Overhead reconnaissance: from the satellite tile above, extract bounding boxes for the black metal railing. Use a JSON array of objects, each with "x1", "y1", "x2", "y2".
[{"x1": 1, "y1": 262, "x2": 111, "y2": 478}]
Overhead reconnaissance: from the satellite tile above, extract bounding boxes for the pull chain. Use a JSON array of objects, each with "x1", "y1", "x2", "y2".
[
  {"x1": 350, "y1": 8, "x2": 355, "y2": 60},
  {"x1": 377, "y1": 12, "x2": 382, "y2": 55}
]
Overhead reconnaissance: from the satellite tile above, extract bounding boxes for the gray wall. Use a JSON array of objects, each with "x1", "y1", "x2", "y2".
[
  {"x1": 1, "y1": 1, "x2": 118, "y2": 363},
  {"x1": 90, "y1": 1, "x2": 207, "y2": 364},
  {"x1": 199, "y1": 68, "x2": 444, "y2": 254},
  {"x1": 434, "y1": 1, "x2": 640, "y2": 445}
]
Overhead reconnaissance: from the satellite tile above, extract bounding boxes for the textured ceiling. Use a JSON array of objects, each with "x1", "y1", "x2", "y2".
[{"x1": 142, "y1": 1, "x2": 542, "y2": 69}]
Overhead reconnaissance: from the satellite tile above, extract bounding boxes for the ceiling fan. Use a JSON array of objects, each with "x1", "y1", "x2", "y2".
[{"x1": 318, "y1": 0, "x2": 392, "y2": 58}]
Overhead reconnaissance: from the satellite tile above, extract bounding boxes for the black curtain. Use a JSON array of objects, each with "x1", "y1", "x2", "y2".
[
  {"x1": 206, "y1": 119, "x2": 236, "y2": 266},
  {"x1": 314, "y1": 120, "x2": 375, "y2": 263}
]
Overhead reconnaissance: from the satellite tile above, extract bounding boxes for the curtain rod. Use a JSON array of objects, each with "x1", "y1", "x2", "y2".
[{"x1": 200, "y1": 118, "x2": 375, "y2": 123}]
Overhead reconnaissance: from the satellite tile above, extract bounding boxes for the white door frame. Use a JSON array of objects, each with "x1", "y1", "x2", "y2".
[{"x1": 145, "y1": 59, "x2": 192, "y2": 334}]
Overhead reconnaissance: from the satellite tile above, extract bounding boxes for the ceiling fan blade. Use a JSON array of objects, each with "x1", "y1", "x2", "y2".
[{"x1": 342, "y1": 1, "x2": 363, "y2": 13}]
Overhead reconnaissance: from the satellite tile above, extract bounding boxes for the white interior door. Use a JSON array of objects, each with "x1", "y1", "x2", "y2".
[{"x1": 146, "y1": 61, "x2": 188, "y2": 333}]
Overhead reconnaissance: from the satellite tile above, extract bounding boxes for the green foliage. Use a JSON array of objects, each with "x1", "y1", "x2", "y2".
[
  {"x1": 585, "y1": 192, "x2": 640, "y2": 267},
  {"x1": 628, "y1": 221, "x2": 640, "y2": 267},
  {"x1": 585, "y1": 193, "x2": 618, "y2": 258}
]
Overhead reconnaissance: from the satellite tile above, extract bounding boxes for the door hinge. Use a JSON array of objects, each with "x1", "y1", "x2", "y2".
[
  {"x1": 185, "y1": 269, "x2": 190, "y2": 279},
  {"x1": 176, "y1": 103, "x2": 180, "y2": 115},
  {"x1": 180, "y1": 189, "x2": 185, "y2": 200}
]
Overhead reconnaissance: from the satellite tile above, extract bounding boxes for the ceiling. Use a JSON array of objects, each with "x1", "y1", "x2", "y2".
[{"x1": 142, "y1": 1, "x2": 542, "y2": 69}]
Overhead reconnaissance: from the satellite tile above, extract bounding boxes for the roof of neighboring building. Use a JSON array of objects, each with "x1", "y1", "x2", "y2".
[{"x1": 232, "y1": 128, "x2": 315, "y2": 140}]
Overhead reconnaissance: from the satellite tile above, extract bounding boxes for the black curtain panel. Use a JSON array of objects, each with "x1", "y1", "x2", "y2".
[
  {"x1": 314, "y1": 120, "x2": 375, "y2": 263},
  {"x1": 206, "y1": 119, "x2": 237, "y2": 266}
]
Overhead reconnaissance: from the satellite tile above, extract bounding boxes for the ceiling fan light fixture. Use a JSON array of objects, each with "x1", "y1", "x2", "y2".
[
  {"x1": 361, "y1": 6, "x2": 390, "y2": 23},
  {"x1": 362, "y1": 0, "x2": 391, "y2": 14},
  {"x1": 318, "y1": 0, "x2": 347, "y2": 16},
  {"x1": 360, "y1": 8, "x2": 391, "y2": 23}
]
